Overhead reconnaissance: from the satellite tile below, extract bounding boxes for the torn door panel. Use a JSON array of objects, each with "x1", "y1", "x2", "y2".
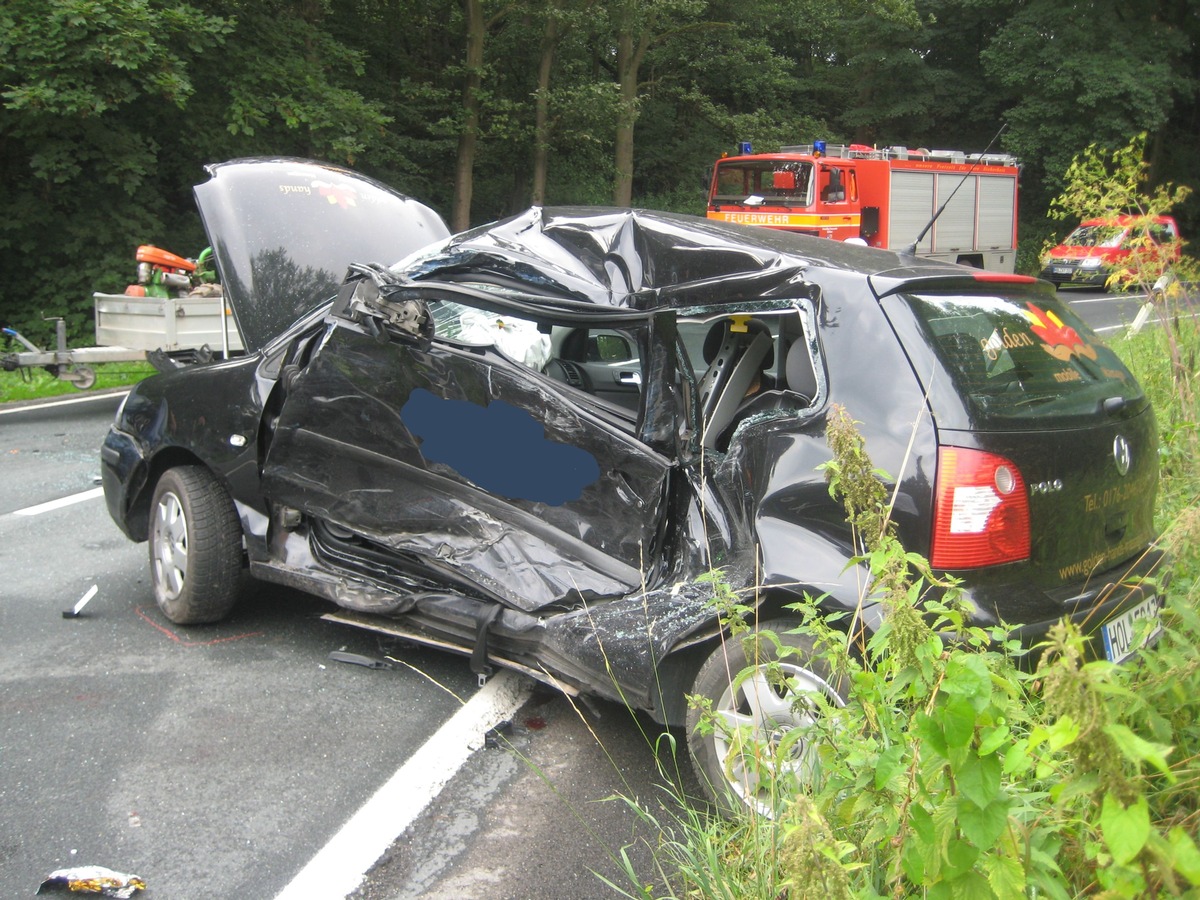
[{"x1": 261, "y1": 320, "x2": 672, "y2": 611}]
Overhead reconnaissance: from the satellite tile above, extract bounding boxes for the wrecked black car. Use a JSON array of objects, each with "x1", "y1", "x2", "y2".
[{"x1": 102, "y1": 158, "x2": 1166, "y2": 812}]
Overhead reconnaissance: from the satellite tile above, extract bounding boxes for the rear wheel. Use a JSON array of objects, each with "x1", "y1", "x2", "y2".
[
  {"x1": 149, "y1": 466, "x2": 243, "y2": 624},
  {"x1": 686, "y1": 619, "x2": 844, "y2": 816}
]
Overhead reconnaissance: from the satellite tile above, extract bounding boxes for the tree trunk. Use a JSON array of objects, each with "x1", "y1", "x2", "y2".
[
  {"x1": 452, "y1": 0, "x2": 485, "y2": 231},
  {"x1": 531, "y1": 8, "x2": 560, "y2": 207},
  {"x1": 612, "y1": 13, "x2": 650, "y2": 208}
]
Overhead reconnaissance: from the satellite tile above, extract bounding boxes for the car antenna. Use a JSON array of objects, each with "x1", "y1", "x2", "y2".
[{"x1": 904, "y1": 124, "x2": 1009, "y2": 257}]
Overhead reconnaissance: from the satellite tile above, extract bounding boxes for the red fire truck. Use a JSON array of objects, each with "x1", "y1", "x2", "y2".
[{"x1": 707, "y1": 141, "x2": 1021, "y2": 272}]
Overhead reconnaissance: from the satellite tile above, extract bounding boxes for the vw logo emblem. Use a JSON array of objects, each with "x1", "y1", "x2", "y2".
[{"x1": 1113, "y1": 435, "x2": 1132, "y2": 476}]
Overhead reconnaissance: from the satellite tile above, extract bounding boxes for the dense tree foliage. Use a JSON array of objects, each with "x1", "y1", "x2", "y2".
[{"x1": 2, "y1": 0, "x2": 1196, "y2": 342}]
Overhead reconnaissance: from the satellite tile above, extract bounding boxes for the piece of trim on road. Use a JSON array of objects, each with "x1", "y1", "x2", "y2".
[
  {"x1": 13, "y1": 487, "x2": 104, "y2": 517},
  {"x1": 273, "y1": 669, "x2": 533, "y2": 900}
]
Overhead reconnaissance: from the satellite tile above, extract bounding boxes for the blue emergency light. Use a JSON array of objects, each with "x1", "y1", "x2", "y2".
[
  {"x1": 738, "y1": 142, "x2": 752, "y2": 155},
  {"x1": 814, "y1": 140, "x2": 827, "y2": 156}
]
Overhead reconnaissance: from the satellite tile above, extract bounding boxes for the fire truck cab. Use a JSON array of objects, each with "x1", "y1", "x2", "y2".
[{"x1": 707, "y1": 141, "x2": 1021, "y2": 273}]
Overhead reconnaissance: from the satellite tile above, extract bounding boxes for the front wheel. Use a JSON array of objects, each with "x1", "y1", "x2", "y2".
[
  {"x1": 686, "y1": 619, "x2": 845, "y2": 816},
  {"x1": 149, "y1": 466, "x2": 243, "y2": 624}
]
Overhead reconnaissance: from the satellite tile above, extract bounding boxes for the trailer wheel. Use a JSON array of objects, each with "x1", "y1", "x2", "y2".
[
  {"x1": 686, "y1": 619, "x2": 844, "y2": 816},
  {"x1": 149, "y1": 466, "x2": 242, "y2": 624}
]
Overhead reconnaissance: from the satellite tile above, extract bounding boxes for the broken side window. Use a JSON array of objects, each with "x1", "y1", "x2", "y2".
[{"x1": 430, "y1": 301, "x2": 551, "y2": 370}]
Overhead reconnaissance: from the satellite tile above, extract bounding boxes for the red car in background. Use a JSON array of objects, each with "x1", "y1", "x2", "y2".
[{"x1": 1040, "y1": 215, "x2": 1180, "y2": 289}]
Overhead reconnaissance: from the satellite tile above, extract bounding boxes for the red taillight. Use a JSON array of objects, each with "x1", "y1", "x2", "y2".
[{"x1": 931, "y1": 446, "x2": 1030, "y2": 569}]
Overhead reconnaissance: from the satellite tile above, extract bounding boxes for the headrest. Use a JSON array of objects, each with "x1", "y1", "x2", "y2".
[{"x1": 785, "y1": 339, "x2": 818, "y2": 398}]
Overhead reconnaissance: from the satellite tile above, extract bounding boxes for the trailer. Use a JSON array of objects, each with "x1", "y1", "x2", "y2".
[
  {"x1": 3, "y1": 244, "x2": 243, "y2": 389},
  {"x1": 2, "y1": 291, "x2": 242, "y2": 390},
  {"x1": 707, "y1": 141, "x2": 1022, "y2": 272}
]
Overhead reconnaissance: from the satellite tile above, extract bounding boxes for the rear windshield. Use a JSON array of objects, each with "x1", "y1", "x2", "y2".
[{"x1": 902, "y1": 291, "x2": 1144, "y2": 426}]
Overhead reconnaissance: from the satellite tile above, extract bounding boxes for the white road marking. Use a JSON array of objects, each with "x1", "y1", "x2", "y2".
[
  {"x1": 273, "y1": 669, "x2": 533, "y2": 900},
  {"x1": 0, "y1": 390, "x2": 128, "y2": 416},
  {"x1": 12, "y1": 487, "x2": 104, "y2": 517}
]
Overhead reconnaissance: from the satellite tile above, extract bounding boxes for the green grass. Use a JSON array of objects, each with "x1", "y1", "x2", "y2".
[{"x1": 0, "y1": 361, "x2": 156, "y2": 405}]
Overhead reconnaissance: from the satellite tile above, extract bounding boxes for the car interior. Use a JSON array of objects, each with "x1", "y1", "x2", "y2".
[{"x1": 427, "y1": 298, "x2": 821, "y2": 451}]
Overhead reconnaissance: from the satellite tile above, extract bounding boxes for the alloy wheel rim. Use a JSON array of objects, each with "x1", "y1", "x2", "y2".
[
  {"x1": 713, "y1": 661, "x2": 842, "y2": 814},
  {"x1": 151, "y1": 491, "x2": 189, "y2": 601}
]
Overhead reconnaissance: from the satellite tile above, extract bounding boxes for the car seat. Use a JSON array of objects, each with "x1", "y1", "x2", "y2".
[{"x1": 697, "y1": 318, "x2": 773, "y2": 450}]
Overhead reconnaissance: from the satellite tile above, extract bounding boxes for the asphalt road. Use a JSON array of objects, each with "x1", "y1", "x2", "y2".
[
  {"x1": 1056, "y1": 286, "x2": 1150, "y2": 334},
  {"x1": 1, "y1": 394, "x2": 479, "y2": 897},
  {"x1": 0, "y1": 393, "x2": 679, "y2": 900}
]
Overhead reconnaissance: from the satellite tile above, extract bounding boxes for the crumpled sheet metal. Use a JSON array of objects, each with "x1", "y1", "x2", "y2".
[
  {"x1": 38, "y1": 866, "x2": 145, "y2": 898},
  {"x1": 403, "y1": 207, "x2": 811, "y2": 309},
  {"x1": 539, "y1": 567, "x2": 753, "y2": 707}
]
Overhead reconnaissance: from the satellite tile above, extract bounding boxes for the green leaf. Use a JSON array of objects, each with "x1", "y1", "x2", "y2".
[
  {"x1": 915, "y1": 710, "x2": 948, "y2": 757},
  {"x1": 983, "y1": 850, "x2": 1027, "y2": 900},
  {"x1": 1100, "y1": 793, "x2": 1150, "y2": 866},
  {"x1": 942, "y1": 652, "x2": 992, "y2": 702},
  {"x1": 1168, "y1": 827, "x2": 1200, "y2": 885},
  {"x1": 944, "y1": 837, "x2": 980, "y2": 878},
  {"x1": 901, "y1": 835, "x2": 927, "y2": 883},
  {"x1": 958, "y1": 797, "x2": 1010, "y2": 853},
  {"x1": 978, "y1": 724, "x2": 1011, "y2": 757},
  {"x1": 942, "y1": 694, "x2": 977, "y2": 750},
  {"x1": 1001, "y1": 737, "x2": 1031, "y2": 776},
  {"x1": 955, "y1": 752, "x2": 1001, "y2": 809},
  {"x1": 909, "y1": 801, "x2": 936, "y2": 844},
  {"x1": 951, "y1": 869, "x2": 996, "y2": 899},
  {"x1": 1101, "y1": 723, "x2": 1175, "y2": 780},
  {"x1": 874, "y1": 743, "x2": 906, "y2": 790},
  {"x1": 1045, "y1": 715, "x2": 1080, "y2": 751}
]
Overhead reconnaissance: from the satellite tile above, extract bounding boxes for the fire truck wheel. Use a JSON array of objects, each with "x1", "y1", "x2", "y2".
[{"x1": 149, "y1": 466, "x2": 242, "y2": 624}]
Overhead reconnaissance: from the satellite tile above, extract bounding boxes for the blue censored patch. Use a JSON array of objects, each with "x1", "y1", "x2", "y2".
[{"x1": 401, "y1": 388, "x2": 601, "y2": 505}]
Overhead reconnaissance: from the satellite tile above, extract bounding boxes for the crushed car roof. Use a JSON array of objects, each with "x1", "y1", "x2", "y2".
[{"x1": 400, "y1": 206, "x2": 1038, "y2": 310}]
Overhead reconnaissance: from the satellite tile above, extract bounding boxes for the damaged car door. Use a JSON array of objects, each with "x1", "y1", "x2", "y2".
[{"x1": 258, "y1": 289, "x2": 677, "y2": 614}]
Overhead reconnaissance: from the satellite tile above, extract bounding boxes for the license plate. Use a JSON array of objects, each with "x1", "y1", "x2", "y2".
[
  {"x1": 1102, "y1": 596, "x2": 1162, "y2": 664},
  {"x1": 1052, "y1": 266, "x2": 1071, "y2": 275}
]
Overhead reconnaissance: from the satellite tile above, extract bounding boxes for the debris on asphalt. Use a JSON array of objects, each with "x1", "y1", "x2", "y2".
[
  {"x1": 328, "y1": 650, "x2": 394, "y2": 670},
  {"x1": 62, "y1": 584, "x2": 99, "y2": 619},
  {"x1": 38, "y1": 866, "x2": 145, "y2": 897},
  {"x1": 484, "y1": 719, "x2": 513, "y2": 749}
]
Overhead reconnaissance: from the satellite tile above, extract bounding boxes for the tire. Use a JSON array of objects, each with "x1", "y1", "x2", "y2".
[
  {"x1": 686, "y1": 618, "x2": 844, "y2": 816},
  {"x1": 148, "y1": 466, "x2": 243, "y2": 624}
]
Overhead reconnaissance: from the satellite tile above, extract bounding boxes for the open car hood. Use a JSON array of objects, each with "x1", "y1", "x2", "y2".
[{"x1": 195, "y1": 158, "x2": 450, "y2": 351}]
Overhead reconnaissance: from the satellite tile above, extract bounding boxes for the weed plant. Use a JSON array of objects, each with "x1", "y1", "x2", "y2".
[{"x1": 614, "y1": 312, "x2": 1200, "y2": 897}]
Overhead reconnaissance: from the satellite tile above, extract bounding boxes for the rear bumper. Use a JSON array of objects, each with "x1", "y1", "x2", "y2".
[{"x1": 992, "y1": 549, "x2": 1168, "y2": 665}]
